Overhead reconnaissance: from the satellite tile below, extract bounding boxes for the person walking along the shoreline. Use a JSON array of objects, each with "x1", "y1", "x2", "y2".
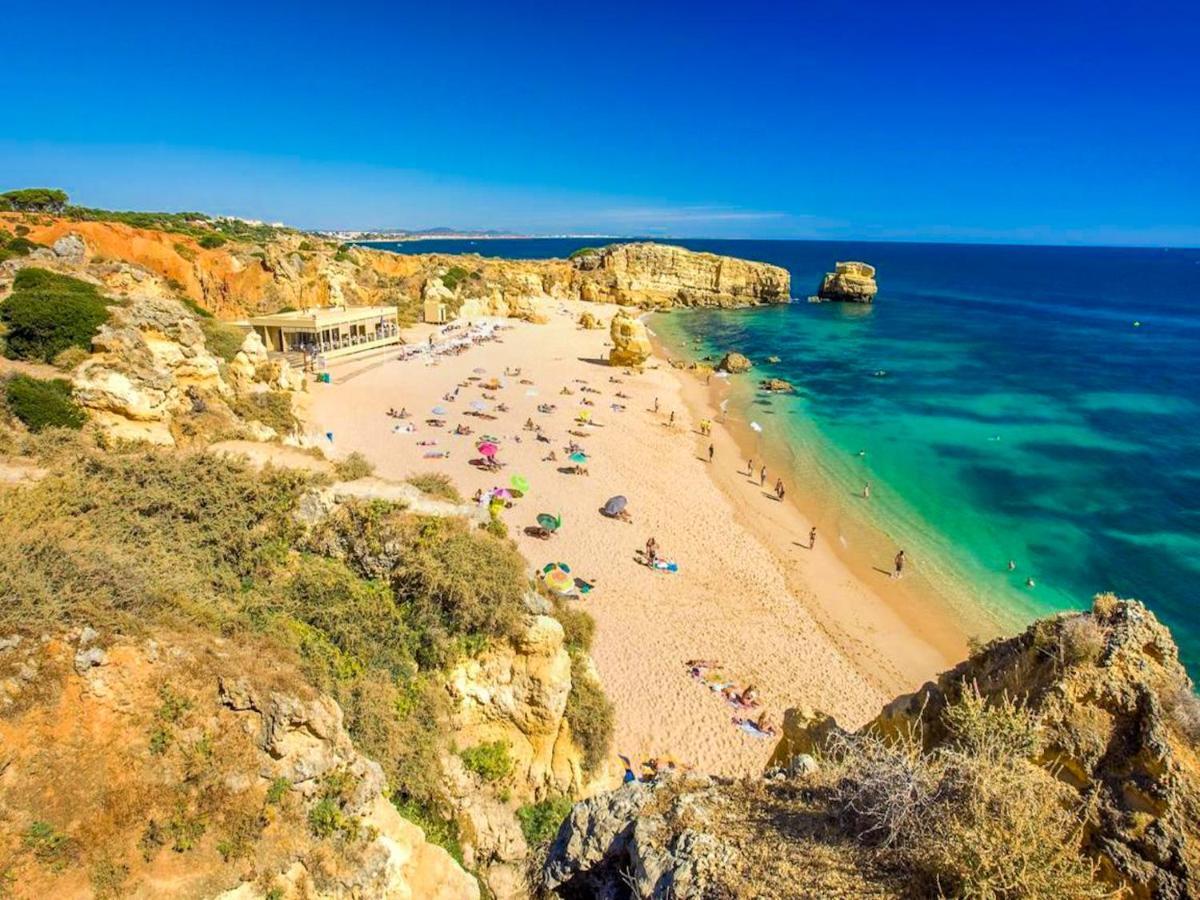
[
  {"x1": 708, "y1": 443, "x2": 714, "y2": 463},
  {"x1": 760, "y1": 465, "x2": 767, "y2": 487},
  {"x1": 775, "y1": 478, "x2": 785, "y2": 501},
  {"x1": 892, "y1": 549, "x2": 906, "y2": 579},
  {"x1": 863, "y1": 482, "x2": 871, "y2": 500},
  {"x1": 809, "y1": 526, "x2": 817, "y2": 549}
]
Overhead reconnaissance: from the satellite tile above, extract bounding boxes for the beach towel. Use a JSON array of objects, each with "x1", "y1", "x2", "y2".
[
  {"x1": 735, "y1": 719, "x2": 774, "y2": 739},
  {"x1": 652, "y1": 560, "x2": 679, "y2": 573},
  {"x1": 422, "y1": 451, "x2": 448, "y2": 459}
]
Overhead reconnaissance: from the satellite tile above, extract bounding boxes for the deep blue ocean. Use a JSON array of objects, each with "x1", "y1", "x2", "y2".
[{"x1": 372, "y1": 238, "x2": 1200, "y2": 670}]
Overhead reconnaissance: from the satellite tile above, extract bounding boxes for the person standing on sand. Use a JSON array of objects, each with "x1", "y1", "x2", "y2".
[
  {"x1": 892, "y1": 549, "x2": 906, "y2": 579},
  {"x1": 708, "y1": 443, "x2": 714, "y2": 463},
  {"x1": 654, "y1": 397, "x2": 660, "y2": 413},
  {"x1": 863, "y1": 482, "x2": 871, "y2": 500},
  {"x1": 809, "y1": 526, "x2": 817, "y2": 549},
  {"x1": 670, "y1": 410, "x2": 676, "y2": 426},
  {"x1": 760, "y1": 465, "x2": 767, "y2": 487},
  {"x1": 747, "y1": 457, "x2": 753, "y2": 476},
  {"x1": 775, "y1": 479, "x2": 785, "y2": 501},
  {"x1": 646, "y1": 537, "x2": 658, "y2": 568}
]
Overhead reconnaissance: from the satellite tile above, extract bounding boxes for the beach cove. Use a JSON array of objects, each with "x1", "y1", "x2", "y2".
[{"x1": 308, "y1": 299, "x2": 968, "y2": 776}]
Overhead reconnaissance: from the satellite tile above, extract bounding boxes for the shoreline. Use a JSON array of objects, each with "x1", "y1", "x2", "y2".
[
  {"x1": 648, "y1": 326, "x2": 986, "y2": 697},
  {"x1": 306, "y1": 300, "x2": 978, "y2": 775}
]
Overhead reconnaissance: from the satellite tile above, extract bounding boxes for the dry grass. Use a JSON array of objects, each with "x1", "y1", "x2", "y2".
[{"x1": 405, "y1": 472, "x2": 462, "y2": 503}]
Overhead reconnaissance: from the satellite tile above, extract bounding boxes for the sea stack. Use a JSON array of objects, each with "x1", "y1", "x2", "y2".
[
  {"x1": 608, "y1": 309, "x2": 652, "y2": 367},
  {"x1": 816, "y1": 261, "x2": 878, "y2": 303}
]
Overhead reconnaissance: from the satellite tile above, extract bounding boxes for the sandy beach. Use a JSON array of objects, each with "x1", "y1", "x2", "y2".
[{"x1": 309, "y1": 301, "x2": 969, "y2": 776}]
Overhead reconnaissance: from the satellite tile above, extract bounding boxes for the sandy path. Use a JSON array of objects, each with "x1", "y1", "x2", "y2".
[{"x1": 309, "y1": 301, "x2": 959, "y2": 775}]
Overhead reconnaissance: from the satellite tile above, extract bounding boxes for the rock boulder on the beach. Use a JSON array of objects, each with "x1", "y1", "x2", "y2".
[
  {"x1": 608, "y1": 309, "x2": 652, "y2": 367},
  {"x1": 717, "y1": 352, "x2": 752, "y2": 374},
  {"x1": 816, "y1": 261, "x2": 877, "y2": 302},
  {"x1": 760, "y1": 378, "x2": 793, "y2": 393}
]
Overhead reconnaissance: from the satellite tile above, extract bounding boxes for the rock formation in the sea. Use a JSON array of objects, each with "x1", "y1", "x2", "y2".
[
  {"x1": 572, "y1": 242, "x2": 791, "y2": 308},
  {"x1": 760, "y1": 377, "x2": 794, "y2": 393},
  {"x1": 539, "y1": 597, "x2": 1200, "y2": 899},
  {"x1": 608, "y1": 309, "x2": 653, "y2": 367},
  {"x1": 72, "y1": 294, "x2": 304, "y2": 446},
  {"x1": 717, "y1": 351, "x2": 752, "y2": 373},
  {"x1": 816, "y1": 260, "x2": 878, "y2": 302},
  {"x1": 8, "y1": 215, "x2": 791, "y2": 320},
  {"x1": 0, "y1": 630, "x2": 479, "y2": 899}
]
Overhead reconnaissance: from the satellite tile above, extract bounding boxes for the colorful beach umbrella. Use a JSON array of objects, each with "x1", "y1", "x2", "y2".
[
  {"x1": 470, "y1": 400, "x2": 487, "y2": 410},
  {"x1": 576, "y1": 411, "x2": 591, "y2": 422},
  {"x1": 491, "y1": 488, "x2": 513, "y2": 499},
  {"x1": 542, "y1": 564, "x2": 574, "y2": 595},
  {"x1": 511, "y1": 474, "x2": 530, "y2": 493},
  {"x1": 478, "y1": 441, "x2": 499, "y2": 458},
  {"x1": 432, "y1": 406, "x2": 448, "y2": 415},
  {"x1": 568, "y1": 451, "x2": 588, "y2": 464},
  {"x1": 536, "y1": 513, "x2": 562, "y2": 532},
  {"x1": 602, "y1": 495, "x2": 627, "y2": 516}
]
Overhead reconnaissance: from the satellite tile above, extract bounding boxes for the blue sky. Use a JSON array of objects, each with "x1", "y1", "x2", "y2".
[{"x1": 3, "y1": 0, "x2": 1198, "y2": 244}]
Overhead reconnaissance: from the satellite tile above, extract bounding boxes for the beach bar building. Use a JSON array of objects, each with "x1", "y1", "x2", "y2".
[{"x1": 246, "y1": 306, "x2": 401, "y2": 360}]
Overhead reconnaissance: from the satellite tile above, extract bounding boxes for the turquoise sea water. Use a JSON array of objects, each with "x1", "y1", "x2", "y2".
[{"x1": 373, "y1": 238, "x2": 1200, "y2": 671}]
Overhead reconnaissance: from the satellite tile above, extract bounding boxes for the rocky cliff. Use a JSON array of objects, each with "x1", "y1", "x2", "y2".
[
  {"x1": 815, "y1": 260, "x2": 877, "y2": 302},
  {"x1": 9, "y1": 216, "x2": 790, "y2": 322},
  {"x1": 540, "y1": 597, "x2": 1200, "y2": 899},
  {"x1": 0, "y1": 628, "x2": 479, "y2": 899}
]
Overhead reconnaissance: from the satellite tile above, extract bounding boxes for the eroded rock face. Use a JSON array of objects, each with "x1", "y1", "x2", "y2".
[
  {"x1": 717, "y1": 352, "x2": 751, "y2": 374},
  {"x1": 0, "y1": 631, "x2": 479, "y2": 900},
  {"x1": 20, "y1": 219, "x2": 790, "y2": 320},
  {"x1": 816, "y1": 261, "x2": 877, "y2": 302},
  {"x1": 608, "y1": 309, "x2": 652, "y2": 368},
  {"x1": 573, "y1": 243, "x2": 791, "y2": 309},
  {"x1": 769, "y1": 597, "x2": 1200, "y2": 899},
  {"x1": 73, "y1": 296, "x2": 304, "y2": 446}
]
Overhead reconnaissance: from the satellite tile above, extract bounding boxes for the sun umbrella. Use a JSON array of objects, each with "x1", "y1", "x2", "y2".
[
  {"x1": 537, "y1": 513, "x2": 562, "y2": 532},
  {"x1": 470, "y1": 400, "x2": 487, "y2": 410},
  {"x1": 750, "y1": 421, "x2": 763, "y2": 433},
  {"x1": 568, "y1": 451, "x2": 588, "y2": 464},
  {"x1": 491, "y1": 488, "x2": 513, "y2": 499},
  {"x1": 542, "y1": 563, "x2": 574, "y2": 594},
  {"x1": 432, "y1": 406, "x2": 448, "y2": 415},
  {"x1": 602, "y1": 495, "x2": 627, "y2": 516},
  {"x1": 511, "y1": 474, "x2": 530, "y2": 492},
  {"x1": 576, "y1": 410, "x2": 591, "y2": 422},
  {"x1": 473, "y1": 367, "x2": 486, "y2": 374},
  {"x1": 478, "y1": 441, "x2": 499, "y2": 458}
]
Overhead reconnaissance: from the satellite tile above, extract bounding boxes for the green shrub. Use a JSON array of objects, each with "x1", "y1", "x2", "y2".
[
  {"x1": 4, "y1": 375, "x2": 86, "y2": 432},
  {"x1": 231, "y1": 391, "x2": 298, "y2": 435},
  {"x1": 334, "y1": 451, "x2": 374, "y2": 481},
  {"x1": 173, "y1": 242, "x2": 196, "y2": 262},
  {"x1": 393, "y1": 797, "x2": 464, "y2": 864},
  {"x1": 198, "y1": 318, "x2": 246, "y2": 361},
  {"x1": 459, "y1": 740, "x2": 512, "y2": 782},
  {"x1": 441, "y1": 266, "x2": 470, "y2": 291},
  {"x1": 0, "y1": 188, "x2": 69, "y2": 212},
  {"x1": 551, "y1": 597, "x2": 595, "y2": 653},
  {"x1": 23, "y1": 821, "x2": 76, "y2": 869},
  {"x1": 564, "y1": 655, "x2": 613, "y2": 774},
  {"x1": 516, "y1": 796, "x2": 575, "y2": 846},
  {"x1": 177, "y1": 296, "x2": 213, "y2": 319},
  {"x1": 567, "y1": 246, "x2": 600, "y2": 260},
  {"x1": 198, "y1": 233, "x2": 226, "y2": 249},
  {"x1": 406, "y1": 472, "x2": 462, "y2": 502},
  {"x1": 52, "y1": 346, "x2": 90, "y2": 371},
  {"x1": 0, "y1": 269, "x2": 110, "y2": 361}
]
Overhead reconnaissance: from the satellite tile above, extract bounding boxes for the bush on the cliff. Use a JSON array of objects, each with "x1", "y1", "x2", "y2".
[
  {"x1": 0, "y1": 268, "x2": 111, "y2": 362},
  {"x1": 406, "y1": 472, "x2": 462, "y2": 502},
  {"x1": 831, "y1": 686, "x2": 1106, "y2": 898},
  {"x1": 198, "y1": 233, "x2": 226, "y2": 249},
  {"x1": 199, "y1": 319, "x2": 247, "y2": 362},
  {"x1": 459, "y1": 740, "x2": 513, "y2": 782},
  {"x1": 333, "y1": 452, "x2": 374, "y2": 481},
  {"x1": 567, "y1": 247, "x2": 600, "y2": 260},
  {"x1": 0, "y1": 187, "x2": 69, "y2": 213},
  {"x1": 230, "y1": 390, "x2": 298, "y2": 435},
  {"x1": 564, "y1": 654, "x2": 613, "y2": 775},
  {"x1": 4, "y1": 375, "x2": 86, "y2": 433},
  {"x1": 517, "y1": 796, "x2": 575, "y2": 846}
]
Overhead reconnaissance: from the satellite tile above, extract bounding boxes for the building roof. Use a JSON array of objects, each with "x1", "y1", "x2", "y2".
[{"x1": 247, "y1": 305, "x2": 398, "y2": 329}]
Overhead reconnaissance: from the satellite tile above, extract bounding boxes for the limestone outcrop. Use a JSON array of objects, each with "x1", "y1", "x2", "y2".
[
  {"x1": 759, "y1": 377, "x2": 794, "y2": 393},
  {"x1": 816, "y1": 260, "x2": 877, "y2": 302},
  {"x1": 72, "y1": 296, "x2": 304, "y2": 445},
  {"x1": 717, "y1": 351, "x2": 752, "y2": 374},
  {"x1": 571, "y1": 242, "x2": 791, "y2": 308},
  {"x1": 608, "y1": 309, "x2": 652, "y2": 367},
  {"x1": 13, "y1": 217, "x2": 790, "y2": 320},
  {"x1": 542, "y1": 598, "x2": 1200, "y2": 899},
  {"x1": 0, "y1": 630, "x2": 479, "y2": 900}
]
